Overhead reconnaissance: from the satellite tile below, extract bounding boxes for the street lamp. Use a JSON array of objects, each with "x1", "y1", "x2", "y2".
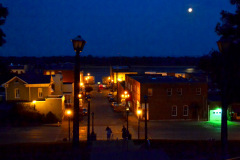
[
  {"x1": 86, "y1": 95, "x2": 91, "y2": 143},
  {"x1": 65, "y1": 109, "x2": 72, "y2": 142},
  {"x1": 144, "y1": 95, "x2": 148, "y2": 147},
  {"x1": 71, "y1": 35, "x2": 86, "y2": 147},
  {"x1": 32, "y1": 100, "x2": 36, "y2": 110},
  {"x1": 137, "y1": 109, "x2": 142, "y2": 139},
  {"x1": 91, "y1": 112, "x2": 97, "y2": 141},
  {"x1": 126, "y1": 107, "x2": 129, "y2": 132}
]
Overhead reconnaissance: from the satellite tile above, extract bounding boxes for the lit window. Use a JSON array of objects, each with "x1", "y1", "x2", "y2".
[
  {"x1": 148, "y1": 88, "x2": 153, "y2": 96},
  {"x1": 172, "y1": 106, "x2": 177, "y2": 116},
  {"x1": 167, "y1": 88, "x2": 172, "y2": 96},
  {"x1": 15, "y1": 88, "x2": 20, "y2": 98},
  {"x1": 196, "y1": 88, "x2": 201, "y2": 95},
  {"x1": 177, "y1": 88, "x2": 182, "y2": 95},
  {"x1": 183, "y1": 105, "x2": 188, "y2": 116},
  {"x1": 51, "y1": 71, "x2": 55, "y2": 75},
  {"x1": 46, "y1": 71, "x2": 50, "y2": 75},
  {"x1": 38, "y1": 88, "x2": 43, "y2": 98}
]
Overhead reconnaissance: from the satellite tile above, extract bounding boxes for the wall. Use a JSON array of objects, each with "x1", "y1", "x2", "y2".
[
  {"x1": 52, "y1": 73, "x2": 63, "y2": 95},
  {"x1": 35, "y1": 97, "x2": 65, "y2": 120},
  {"x1": 29, "y1": 86, "x2": 51, "y2": 101},
  {"x1": 113, "y1": 72, "x2": 138, "y2": 83},
  {"x1": 6, "y1": 78, "x2": 29, "y2": 101},
  {"x1": 139, "y1": 82, "x2": 208, "y2": 120},
  {"x1": 125, "y1": 75, "x2": 141, "y2": 114}
]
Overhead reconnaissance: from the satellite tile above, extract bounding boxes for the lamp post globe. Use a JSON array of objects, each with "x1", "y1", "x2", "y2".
[
  {"x1": 71, "y1": 35, "x2": 86, "y2": 147},
  {"x1": 71, "y1": 35, "x2": 86, "y2": 52}
]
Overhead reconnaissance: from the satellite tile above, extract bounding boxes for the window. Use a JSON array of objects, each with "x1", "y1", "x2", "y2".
[
  {"x1": 183, "y1": 105, "x2": 188, "y2": 116},
  {"x1": 38, "y1": 88, "x2": 43, "y2": 98},
  {"x1": 167, "y1": 88, "x2": 172, "y2": 96},
  {"x1": 52, "y1": 84, "x2": 55, "y2": 91},
  {"x1": 177, "y1": 88, "x2": 182, "y2": 95},
  {"x1": 172, "y1": 106, "x2": 177, "y2": 116},
  {"x1": 148, "y1": 88, "x2": 153, "y2": 96},
  {"x1": 15, "y1": 88, "x2": 20, "y2": 98},
  {"x1": 196, "y1": 88, "x2": 201, "y2": 95}
]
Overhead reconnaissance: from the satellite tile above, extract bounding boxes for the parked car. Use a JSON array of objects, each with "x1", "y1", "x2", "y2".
[
  {"x1": 107, "y1": 93, "x2": 113, "y2": 98},
  {"x1": 109, "y1": 97, "x2": 115, "y2": 102},
  {"x1": 80, "y1": 108, "x2": 87, "y2": 116},
  {"x1": 113, "y1": 104, "x2": 122, "y2": 112},
  {"x1": 111, "y1": 102, "x2": 118, "y2": 108}
]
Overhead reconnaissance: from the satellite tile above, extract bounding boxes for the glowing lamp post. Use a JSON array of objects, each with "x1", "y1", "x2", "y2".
[
  {"x1": 71, "y1": 35, "x2": 86, "y2": 147},
  {"x1": 126, "y1": 107, "x2": 129, "y2": 131},
  {"x1": 66, "y1": 109, "x2": 72, "y2": 142},
  {"x1": 137, "y1": 109, "x2": 142, "y2": 139},
  {"x1": 32, "y1": 100, "x2": 36, "y2": 110}
]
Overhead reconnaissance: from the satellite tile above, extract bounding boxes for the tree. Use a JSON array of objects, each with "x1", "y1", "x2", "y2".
[
  {"x1": 215, "y1": 0, "x2": 240, "y2": 158},
  {"x1": 0, "y1": 4, "x2": 8, "y2": 46}
]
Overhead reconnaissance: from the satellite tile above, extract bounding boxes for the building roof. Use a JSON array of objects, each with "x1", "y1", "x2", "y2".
[
  {"x1": 8, "y1": 65, "x2": 25, "y2": 70},
  {"x1": 127, "y1": 74, "x2": 205, "y2": 84},
  {"x1": 17, "y1": 74, "x2": 51, "y2": 84}
]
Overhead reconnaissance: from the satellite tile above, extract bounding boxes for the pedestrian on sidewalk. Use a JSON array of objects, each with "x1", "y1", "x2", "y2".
[
  {"x1": 121, "y1": 125, "x2": 127, "y2": 140},
  {"x1": 106, "y1": 126, "x2": 112, "y2": 140}
]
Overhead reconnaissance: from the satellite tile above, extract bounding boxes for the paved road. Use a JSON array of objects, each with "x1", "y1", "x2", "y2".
[
  {"x1": 79, "y1": 84, "x2": 130, "y2": 140},
  {"x1": 1, "y1": 84, "x2": 240, "y2": 144}
]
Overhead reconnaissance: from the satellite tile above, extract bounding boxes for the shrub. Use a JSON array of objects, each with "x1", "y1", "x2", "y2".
[
  {"x1": 8, "y1": 104, "x2": 44, "y2": 126},
  {"x1": 43, "y1": 112, "x2": 59, "y2": 124}
]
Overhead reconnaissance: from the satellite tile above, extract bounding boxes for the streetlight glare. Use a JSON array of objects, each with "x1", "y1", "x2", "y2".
[
  {"x1": 32, "y1": 100, "x2": 36, "y2": 104},
  {"x1": 66, "y1": 110, "x2": 72, "y2": 115},
  {"x1": 188, "y1": 8, "x2": 193, "y2": 13},
  {"x1": 137, "y1": 110, "x2": 142, "y2": 115}
]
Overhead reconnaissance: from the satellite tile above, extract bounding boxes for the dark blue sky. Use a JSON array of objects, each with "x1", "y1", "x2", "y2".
[{"x1": 0, "y1": 0, "x2": 235, "y2": 57}]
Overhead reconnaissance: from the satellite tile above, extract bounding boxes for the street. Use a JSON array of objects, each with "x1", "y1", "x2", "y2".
[{"x1": 1, "y1": 84, "x2": 240, "y2": 144}]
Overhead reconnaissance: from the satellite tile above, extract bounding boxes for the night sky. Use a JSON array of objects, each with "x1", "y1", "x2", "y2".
[{"x1": 0, "y1": 0, "x2": 235, "y2": 57}]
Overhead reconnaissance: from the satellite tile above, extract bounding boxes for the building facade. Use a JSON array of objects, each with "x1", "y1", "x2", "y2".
[
  {"x1": 124, "y1": 74, "x2": 208, "y2": 120},
  {"x1": 2, "y1": 74, "x2": 66, "y2": 120}
]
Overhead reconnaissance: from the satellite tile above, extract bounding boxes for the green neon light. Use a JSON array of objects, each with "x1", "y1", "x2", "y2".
[{"x1": 210, "y1": 109, "x2": 222, "y2": 121}]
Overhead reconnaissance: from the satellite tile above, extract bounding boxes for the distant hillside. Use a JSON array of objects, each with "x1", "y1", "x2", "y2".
[{"x1": 0, "y1": 56, "x2": 200, "y2": 66}]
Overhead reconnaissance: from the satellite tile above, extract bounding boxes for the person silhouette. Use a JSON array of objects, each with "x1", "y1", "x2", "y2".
[
  {"x1": 106, "y1": 126, "x2": 112, "y2": 140},
  {"x1": 122, "y1": 125, "x2": 127, "y2": 139}
]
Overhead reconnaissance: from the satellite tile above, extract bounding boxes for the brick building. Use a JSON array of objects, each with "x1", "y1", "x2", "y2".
[{"x1": 124, "y1": 74, "x2": 208, "y2": 120}]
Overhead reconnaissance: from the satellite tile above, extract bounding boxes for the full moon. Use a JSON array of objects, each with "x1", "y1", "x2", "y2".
[{"x1": 188, "y1": 8, "x2": 193, "y2": 13}]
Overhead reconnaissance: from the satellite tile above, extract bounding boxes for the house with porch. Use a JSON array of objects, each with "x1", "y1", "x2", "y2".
[{"x1": 1, "y1": 73, "x2": 66, "y2": 120}]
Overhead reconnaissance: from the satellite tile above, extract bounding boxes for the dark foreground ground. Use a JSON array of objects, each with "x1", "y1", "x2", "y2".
[{"x1": 1, "y1": 140, "x2": 240, "y2": 160}]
